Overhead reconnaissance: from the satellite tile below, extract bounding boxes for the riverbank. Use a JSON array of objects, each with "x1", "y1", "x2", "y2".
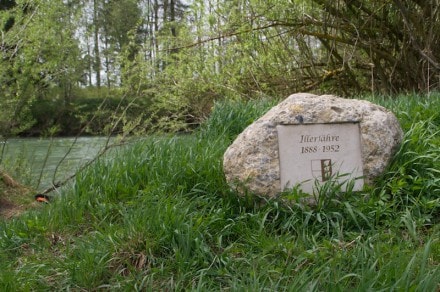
[
  {"x1": 0, "y1": 137, "x2": 115, "y2": 190},
  {"x1": 7, "y1": 87, "x2": 198, "y2": 137},
  {"x1": 0, "y1": 170, "x2": 33, "y2": 219},
  {"x1": 1, "y1": 94, "x2": 439, "y2": 290}
]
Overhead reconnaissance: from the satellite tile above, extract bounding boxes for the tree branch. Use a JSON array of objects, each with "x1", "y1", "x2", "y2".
[
  {"x1": 39, "y1": 140, "x2": 127, "y2": 195},
  {"x1": 158, "y1": 22, "x2": 289, "y2": 52},
  {"x1": 393, "y1": 0, "x2": 440, "y2": 70}
]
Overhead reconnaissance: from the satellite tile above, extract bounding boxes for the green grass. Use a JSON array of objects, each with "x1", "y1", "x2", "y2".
[{"x1": 1, "y1": 93, "x2": 440, "y2": 290}]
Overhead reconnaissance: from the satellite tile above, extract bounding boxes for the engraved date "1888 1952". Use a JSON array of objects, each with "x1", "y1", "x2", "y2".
[{"x1": 301, "y1": 145, "x2": 340, "y2": 154}]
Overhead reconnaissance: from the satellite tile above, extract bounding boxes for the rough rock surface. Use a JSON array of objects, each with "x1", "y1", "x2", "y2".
[{"x1": 223, "y1": 93, "x2": 404, "y2": 198}]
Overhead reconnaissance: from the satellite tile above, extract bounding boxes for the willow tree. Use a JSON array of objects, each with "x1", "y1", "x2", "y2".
[
  {"x1": 0, "y1": 0, "x2": 84, "y2": 136},
  {"x1": 154, "y1": 0, "x2": 439, "y2": 98},
  {"x1": 217, "y1": 0, "x2": 440, "y2": 95},
  {"x1": 297, "y1": 0, "x2": 440, "y2": 93}
]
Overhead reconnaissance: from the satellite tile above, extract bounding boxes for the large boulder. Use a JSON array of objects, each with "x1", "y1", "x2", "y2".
[{"x1": 223, "y1": 93, "x2": 404, "y2": 199}]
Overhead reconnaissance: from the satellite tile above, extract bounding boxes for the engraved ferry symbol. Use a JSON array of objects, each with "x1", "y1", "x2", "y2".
[{"x1": 311, "y1": 159, "x2": 333, "y2": 182}]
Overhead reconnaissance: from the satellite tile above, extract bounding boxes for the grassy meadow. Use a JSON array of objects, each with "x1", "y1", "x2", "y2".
[{"x1": 1, "y1": 93, "x2": 440, "y2": 290}]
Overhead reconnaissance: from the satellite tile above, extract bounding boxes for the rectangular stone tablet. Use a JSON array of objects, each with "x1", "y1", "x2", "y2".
[{"x1": 277, "y1": 123, "x2": 364, "y2": 194}]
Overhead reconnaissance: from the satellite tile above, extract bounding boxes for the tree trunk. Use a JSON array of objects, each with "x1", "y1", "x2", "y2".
[
  {"x1": 170, "y1": 0, "x2": 176, "y2": 37},
  {"x1": 93, "y1": 0, "x2": 101, "y2": 89}
]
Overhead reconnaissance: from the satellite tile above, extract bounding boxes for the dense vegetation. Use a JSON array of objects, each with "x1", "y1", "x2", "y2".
[
  {"x1": 0, "y1": 94, "x2": 439, "y2": 290},
  {"x1": 1, "y1": 0, "x2": 440, "y2": 136}
]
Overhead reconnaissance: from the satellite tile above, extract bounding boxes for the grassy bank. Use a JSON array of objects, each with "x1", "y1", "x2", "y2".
[{"x1": 1, "y1": 93, "x2": 440, "y2": 290}]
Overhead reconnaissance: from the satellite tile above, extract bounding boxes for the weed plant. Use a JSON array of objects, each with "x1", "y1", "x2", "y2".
[{"x1": 1, "y1": 94, "x2": 439, "y2": 290}]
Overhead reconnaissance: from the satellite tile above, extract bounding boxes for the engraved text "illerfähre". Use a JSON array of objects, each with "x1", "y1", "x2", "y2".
[{"x1": 300, "y1": 134, "x2": 340, "y2": 143}]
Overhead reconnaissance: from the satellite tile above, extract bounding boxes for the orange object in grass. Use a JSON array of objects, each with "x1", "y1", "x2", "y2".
[{"x1": 35, "y1": 194, "x2": 50, "y2": 203}]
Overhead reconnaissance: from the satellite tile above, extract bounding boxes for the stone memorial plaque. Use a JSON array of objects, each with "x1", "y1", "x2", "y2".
[
  {"x1": 224, "y1": 93, "x2": 403, "y2": 201},
  {"x1": 277, "y1": 122, "x2": 364, "y2": 194}
]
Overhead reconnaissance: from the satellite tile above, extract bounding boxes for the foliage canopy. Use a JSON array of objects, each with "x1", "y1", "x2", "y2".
[{"x1": 1, "y1": 0, "x2": 439, "y2": 135}]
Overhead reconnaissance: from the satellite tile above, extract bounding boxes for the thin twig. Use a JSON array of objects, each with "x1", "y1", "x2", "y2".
[
  {"x1": 158, "y1": 22, "x2": 288, "y2": 52},
  {"x1": 39, "y1": 141, "x2": 126, "y2": 195}
]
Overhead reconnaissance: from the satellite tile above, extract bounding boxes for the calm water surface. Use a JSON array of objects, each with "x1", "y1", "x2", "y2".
[{"x1": 0, "y1": 137, "x2": 117, "y2": 190}]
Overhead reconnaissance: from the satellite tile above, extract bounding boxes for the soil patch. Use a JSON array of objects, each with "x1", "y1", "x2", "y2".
[
  {"x1": 0, "y1": 171, "x2": 35, "y2": 220},
  {"x1": 0, "y1": 196, "x2": 24, "y2": 219}
]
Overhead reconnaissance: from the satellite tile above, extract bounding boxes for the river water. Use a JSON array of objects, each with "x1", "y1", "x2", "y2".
[{"x1": 0, "y1": 137, "x2": 118, "y2": 191}]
